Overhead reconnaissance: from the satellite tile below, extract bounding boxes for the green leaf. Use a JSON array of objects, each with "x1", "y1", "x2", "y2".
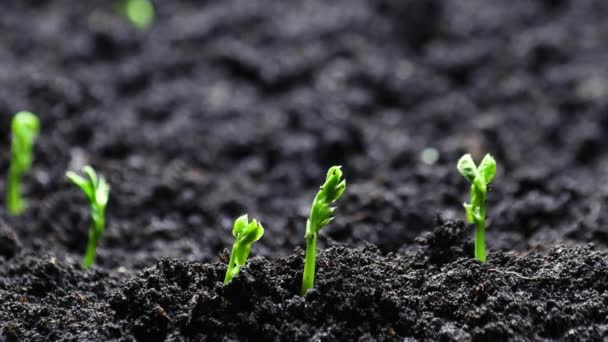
[
  {"x1": 323, "y1": 166, "x2": 344, "y2": 203},
  {"x1": 238, "y1": 220, "x2": 264, "y2": 245},
  {"x1": 320, "y1": 217, "x2": 334, "y2": 226},
  {"x1": 232, "y1": 214, "x2": 249, "y2": 237},
  {"x1": 457, "y1": 154, "x2": 477, "y2": 182},
  {"x1": 250, "y1": 220, "x2": 264, "y2": 241},
  {"x1": 83, "y1": 166, "x2": 98, "y2": 186},
  {"x1": 96, "y1": 177, "x2": 110, "y2": 207},
  {"x1": 334, "y1": 179, "x2": 346, "y2": 202},
  {"x1": 478, "y1": 154, "x2": 496, "y2": 185},
  {"x1": 66, "y1": 171, "x2": 93, "y2": 199}
]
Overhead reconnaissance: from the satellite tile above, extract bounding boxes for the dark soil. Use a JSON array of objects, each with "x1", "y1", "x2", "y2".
[
  {"x1": 4, "y1": 222, "x2": 608, "y2": 341},
  {"x1": 2, "y1": 0, "x2": 608, "y2": 340}
]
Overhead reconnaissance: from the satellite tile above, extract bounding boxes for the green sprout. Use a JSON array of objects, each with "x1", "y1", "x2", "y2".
[
  {"x1": 457, "y1": 154, "x2": 496, "y2": 263},
  {"x1": 301, "y1": 166, "x2": 346, "y2": 295},
  {"x1": 224, "y1": 215, "x2": 264, "y2": 285},
  {"x1": 66, "y1": 166, "x2": 110, "y2": 268},
  {"x1": 6, "y1": 111, "x2": 40, "y2": 215},
  {"x1": 122, "y1": 0, "x2": 155, "y2": 30}
]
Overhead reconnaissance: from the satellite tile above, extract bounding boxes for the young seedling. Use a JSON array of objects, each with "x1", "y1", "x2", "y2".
[
  {"x1": 66, "y1": 166, "x2": 110, "y2": 268},
  {"x1": 457, "y1": 153, "x2": 496, "y2": 263},
  {"x1": 224, "y1": 215, "x2": 264, "y2": 285},
  {"x1": 301, "y1": 166, "x2": 346, "y2": 295},
  {"x1": 6, "y1": 111, "x2": 40, "y2": 215},
  {"x1": 121, "y1": 0, "x2": 155, "y2": 30}
]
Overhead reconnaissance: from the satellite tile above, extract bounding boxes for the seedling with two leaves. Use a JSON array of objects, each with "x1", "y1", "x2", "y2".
[
  {"x1": 66, "y1": 166, "x2": 110, "y2": 268},
  {"x1": 457, "y1": 154, "x2": 496, "y2": 263}
]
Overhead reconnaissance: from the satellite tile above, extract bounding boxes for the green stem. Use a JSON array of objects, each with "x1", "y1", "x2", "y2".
[
  {"x1": 475, "y1": 192, "x2": 487, "y2": 263},
  {"x1": 6, "y1": 166, "x2": 24, "y2": 215},
  {"x1": 82, "y1": 227, "x2": 98, "y2": 268},
  {"x1": 301, "y1": 230, "x2": 317, "y2": 295},
  {"x1": 475, "y1": 219, "x2": 486, "y2": 263},
  {"x1": 224, "y1": 242, "x2": 239, "y2": 285}
]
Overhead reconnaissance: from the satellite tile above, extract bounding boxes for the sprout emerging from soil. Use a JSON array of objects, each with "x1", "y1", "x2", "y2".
[
  {"x1": 6, "y1": 111, "x2": 40, "y2": 216},
  {"x1": 301, "y1": 166, "x2": 346, "y2": 295},
  {"x1": 122, "y1": 0, "x2": 155, "y2": 30},
  {"x1": 224, "y1": 215, "x2": 264, "y2": 285},
  {"x1": 457, "y1": 154, "x2": 496, "y2": 263},
  {"x1": 66, "y1": 166, "x2": 110, "y2": 268}
]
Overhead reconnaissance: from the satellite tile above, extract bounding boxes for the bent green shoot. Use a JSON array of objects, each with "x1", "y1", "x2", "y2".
[
  {"x1": 122, "y1": 0, "x2": 155, "y2": 30},
  {"x1": 6, "y1": 111, "x2": 40, "y2": 215},
  {"x1": 224, "y1": 215, "x2": 264, "y2": 285},
  {"x1": 301, "y1": 166, "x2": 346, "y2": 295},
  {"x1": 457, "y1": 154, "x2": 496, "y2": 263},
  {"x1": 66, "y1": 166, "x2": 110, "y2": 269}
]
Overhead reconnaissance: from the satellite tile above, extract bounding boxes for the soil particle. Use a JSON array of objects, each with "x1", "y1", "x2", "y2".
[
  {"x1": 0, "y1": 219, "x2": 20, "y2": 259},
  {"x1": 415, "y1": 215, "x2": 472, "y2": 265}
]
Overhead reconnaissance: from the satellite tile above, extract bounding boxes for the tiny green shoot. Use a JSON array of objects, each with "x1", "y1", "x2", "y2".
[
  {"x1": 224, "y1": 215, "x2": 264, "y2": 285},
  {"x1": 301, "y1": 166, "x2": 346, "y2": 295},
  {"x1": 66, "y1": 166, "x2": 110, "y2": 269},
  {"x1": 122, "y1": 0, "x2": 155, "y2": 30},
  {"x1": 6, "y1": 111, "x2": 40, "y2": 216},
  {"x1": 457, "y1": 153, "x2": 496, "y2": 263}
]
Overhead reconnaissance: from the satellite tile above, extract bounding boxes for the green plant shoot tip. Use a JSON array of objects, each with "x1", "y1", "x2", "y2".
[
  {"x1": 122, "y1": 0, "x2": 155, "y2": 30},
  {"x1": 301, "y1": 166, "x2": 346, "y2": 295},
  {"x1": 224, "y1": 215, "x2": 264, "y2": 285},
  {"x1": 457, "y1": 153, "x2": 496, "y2": 263},
  {"x1": 6, "y1": 111, "x2": 40, "y2": 215},
  {"x1": 66, "y1": 166, "x2": 110, "y2": 268}
]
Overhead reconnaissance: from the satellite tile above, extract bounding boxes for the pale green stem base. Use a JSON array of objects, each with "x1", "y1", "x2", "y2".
[
  {"x1": 82, "y1": 216, "x2": 105, "y2": 269},
  {"x1": 301, "y1": 232, "x2": 317, "y2": 295},
  {"x1": 6, "y1": 167, "x2": 25, "y2": 216},
  {"x1": 224, "y1": 242, "x2": 239, "y2": 285},
  {"x1": 475, "y1": 220, "x2": 486, "y2": 263},
  {"x1": 82, "y1": 227, "x2": 98, "y2": 268}
]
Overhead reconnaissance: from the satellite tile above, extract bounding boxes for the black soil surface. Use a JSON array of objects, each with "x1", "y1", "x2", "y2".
[{"x1": 2, "y1": 0, "x2": 608, "y2": 340}]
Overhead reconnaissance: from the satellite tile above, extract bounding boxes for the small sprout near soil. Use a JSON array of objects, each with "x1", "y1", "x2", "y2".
[
  {"x1": 224, "y1": 215, "x2": 264, "y2": 285},
  {"x1": 301, "y1": 166, "x2": 346, "y2": 295},
  {"x1": 122, "y1": 0, "x2": 155, "y2": 30},
  {"x1": 66, "y1": 166, "x2": 110, "y2": 269},
  {"x1": 457, "y1": 153, "x2": 496, "y2": 263},
  {"x1": 6, "y1": 111, "x2": 40, "y2": 215}
]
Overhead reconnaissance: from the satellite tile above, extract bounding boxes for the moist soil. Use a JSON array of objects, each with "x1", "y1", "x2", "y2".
[{"x1": 1, "y1": 0, "x2": 608, "y2": 340}]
